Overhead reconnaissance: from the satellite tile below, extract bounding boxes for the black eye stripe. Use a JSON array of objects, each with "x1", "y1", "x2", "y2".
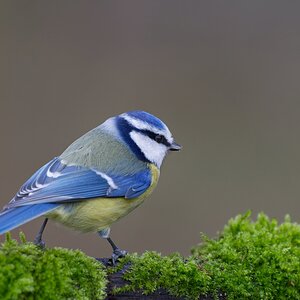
[
  {"x1": 118, "y1": 117, "x2": 171, "y2": 147},
  {"x1": 155, "y1": 135, "x2": 164, "y2": 143},
  {"x1": 141, "y1": 130, "x2": 170, "y2": 147}
]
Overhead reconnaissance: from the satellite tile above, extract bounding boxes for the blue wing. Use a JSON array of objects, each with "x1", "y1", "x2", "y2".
[
  {"x1": 7, "y1": 157, "x2": 152, "y2": 209},
  {"x1": 0, "y1": 204, "x2": 59, "y2": 235}
]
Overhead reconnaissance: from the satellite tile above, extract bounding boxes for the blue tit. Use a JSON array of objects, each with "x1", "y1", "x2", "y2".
[{"x1": 0, "y1": 110, "x2": 181, "y2": 264}]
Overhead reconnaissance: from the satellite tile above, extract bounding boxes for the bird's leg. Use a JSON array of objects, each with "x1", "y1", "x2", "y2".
[
  {"x1": 106, "y1": 237, "x2": 127, "y2": 265},
  {"x1": 98, "y1": 229, "x2": 127, "y2": 265},
  {"x1": 34, "y1": 218, "x2": 48, "y2": 249}
]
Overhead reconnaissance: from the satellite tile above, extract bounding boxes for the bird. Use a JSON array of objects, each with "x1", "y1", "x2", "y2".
[{"x1": 0, "y1": 110, "x2": 181, "y2": 264}]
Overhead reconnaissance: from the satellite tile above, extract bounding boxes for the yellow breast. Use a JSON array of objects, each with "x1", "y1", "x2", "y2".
[{"x1": 47, "y1": 164, "x2": 160, "y2": 232}]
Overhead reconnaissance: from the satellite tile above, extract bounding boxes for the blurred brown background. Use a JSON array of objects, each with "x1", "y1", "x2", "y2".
[{"x1": 1, "y1": 1, "x2": 300, "y2": 257}]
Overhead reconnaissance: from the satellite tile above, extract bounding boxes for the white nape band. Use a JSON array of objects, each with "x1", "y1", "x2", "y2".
[
  {"x1": 99, "y1": 117, "x2": 121, "y2": 138},
  {"x1": 130, "y1": 130, "x2": 167, "y2": 168}
]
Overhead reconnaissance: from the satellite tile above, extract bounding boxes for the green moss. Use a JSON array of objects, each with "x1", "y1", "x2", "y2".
[
  {"x1": 2, "y1": 212, "x2": 300, "y2": 299},
  {"x1": 112, "y1": 252, "x2": 210, "y2": 299},
  {"x1": 112, "y1": 212, "x2": 300, "y2": 299},
  {"x1": 192, "y1": 211, "x2": 300, "y2": 299},
  {"x1": 0, "y1": 233, "x2": 107, "y2": 300}
]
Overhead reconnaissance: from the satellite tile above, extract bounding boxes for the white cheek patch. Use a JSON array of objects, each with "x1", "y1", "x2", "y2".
[{"x1": 130, "y1": 131, "x2": 168, "y2": 168}]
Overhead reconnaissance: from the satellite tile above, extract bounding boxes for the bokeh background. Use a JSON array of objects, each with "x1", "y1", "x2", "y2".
[{"x1": 1, "y1": 1, "x2": 300, "y2": 257}]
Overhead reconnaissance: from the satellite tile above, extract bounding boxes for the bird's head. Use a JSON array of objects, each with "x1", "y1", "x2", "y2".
[{"x1": 102, "y1": 110, "x2": 181, "y2": 168}]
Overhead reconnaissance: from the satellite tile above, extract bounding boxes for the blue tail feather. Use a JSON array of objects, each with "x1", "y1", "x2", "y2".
[{"x1": 0, "y1": 204, "x2": 59, "y2": 235}]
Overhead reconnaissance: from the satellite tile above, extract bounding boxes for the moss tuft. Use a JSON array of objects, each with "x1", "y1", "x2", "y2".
[
  {"x1": 0, "y1": 234, "x2": 107, "y2": 300},
  {"x1": 193, "y1": 211, "x2": 300, "y2": 299},
  {"x1": 112, "y1": 252, "x2": 210, "y2": 299},
  {"x1": 112, "y1": 212, "x2": 300, "y2": 299}
]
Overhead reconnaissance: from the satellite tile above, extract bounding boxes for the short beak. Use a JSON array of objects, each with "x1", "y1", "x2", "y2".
[{"x1": 169, "y1": 141, "x2": 182, "y2": 151}]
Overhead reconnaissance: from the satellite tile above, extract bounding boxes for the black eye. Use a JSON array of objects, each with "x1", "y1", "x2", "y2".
[{"x1": 155, "y1": 134, "x2": 164, "y2": 143}]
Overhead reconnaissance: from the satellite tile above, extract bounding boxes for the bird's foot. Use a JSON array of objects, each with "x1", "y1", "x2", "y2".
[
  {"x1": 110, "y1": 248, "x2": 127, "y2": 266},
  {"x1": 34, "y1": 237, "x2": 46, "y2": 249}
]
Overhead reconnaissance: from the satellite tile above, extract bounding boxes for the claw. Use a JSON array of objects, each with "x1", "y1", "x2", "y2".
[
  {"x1": 34, "y1": 237, "x2": 46, "y2": 249},
  {"x1": 110, "y1": 248, "x2": 127, "y2": 266}
]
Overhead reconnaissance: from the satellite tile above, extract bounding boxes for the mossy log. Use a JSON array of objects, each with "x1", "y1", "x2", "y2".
[
  {"x1": 98, "y1": 258, "x2": 226, "y2": 300},
  {"x1": 2, "y1": 213, "x2": 300, "y2": 299}
]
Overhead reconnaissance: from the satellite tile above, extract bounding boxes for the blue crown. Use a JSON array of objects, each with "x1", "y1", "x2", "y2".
[{"x1": 125, "y1": 111, "x2": 166, "y2": 130}]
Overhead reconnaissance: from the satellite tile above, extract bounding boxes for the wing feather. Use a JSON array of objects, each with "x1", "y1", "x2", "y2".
[{"x1": 7, "y1": 157, "x2": 152, "y2": 208}]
